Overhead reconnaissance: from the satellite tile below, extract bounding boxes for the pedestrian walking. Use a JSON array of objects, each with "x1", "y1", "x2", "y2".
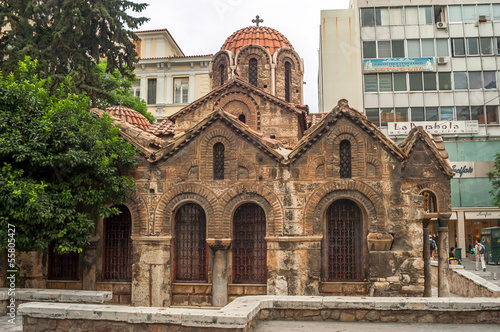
[
  {"x1": 429, "y1": 236, "x2": 437, "y2": 259},
  {"x1": 475, "y1": 239, "x2": 486, "y2": 272}
]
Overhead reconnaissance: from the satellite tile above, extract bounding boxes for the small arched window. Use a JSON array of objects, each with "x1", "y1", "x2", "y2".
[
  {"x1": 238, "y1": 114, "x2": 246, "y2": 123},
  {"x1": 249, "y1": 58, "x2": 258, "y2": 86},
  {"x1": 284, "y1": 61, "x2": 291, "y2": 102},
  {"x1": 422, "y1": 191, "x2": 437, "y2": 213},
  {"x1": 339, "y1": 140, "x2": 351, "y2": 178},
  {"x1": 213, "y1": 142, "x2": 225, "y2": 180},
  {"x1": 219, "y1": 64, "x2": 225, "y2": 85}
]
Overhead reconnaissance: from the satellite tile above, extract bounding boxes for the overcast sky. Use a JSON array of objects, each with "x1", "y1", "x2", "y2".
[{"x1": 136, "y1": 0, "x2": 350, "y2": 113}]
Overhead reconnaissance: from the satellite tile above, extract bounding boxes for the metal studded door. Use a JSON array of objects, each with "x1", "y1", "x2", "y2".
[
  {"x1": 233, "y1": 203, "x2": 267, "y2": 284},
  {"x1": 174, "y1": 203, "x2": 207, "y2": 282},
  {"x1": 103, "y1": 205, "x2": 132, "y2": 281},
  {"x1": 326, "y1": 199, "x2": 363, "y2": 281}
]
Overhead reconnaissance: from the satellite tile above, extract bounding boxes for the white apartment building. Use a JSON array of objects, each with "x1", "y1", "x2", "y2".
[
  {"x1": 133, "y1": 29, "x2": 212, "y2": 118},
  {"x1": 320, "y1": 0, "x2": 500, "y2": 258}
]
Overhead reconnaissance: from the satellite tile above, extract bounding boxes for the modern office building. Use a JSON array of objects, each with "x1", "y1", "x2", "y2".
[
  {"x1": 320, "y1": 0, "x2": 500, "y2": 254},
  {"x1": 132, "y1": 29, "x2": 212, "y2": 118}
]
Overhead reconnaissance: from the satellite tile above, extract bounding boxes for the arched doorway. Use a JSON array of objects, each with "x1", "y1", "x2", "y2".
[
  {"x1": 325, "y1": 199, "x2": 363, "y2": 281},
  {"x1": 102, "y1": 205, "x2": 132, "y2": 281},
  {"x1": 233, "y1": 203, "x2": 266, "y2": 283},
  {"x1": 174, "y1": 203, "x2": 207, "y2": 281}
]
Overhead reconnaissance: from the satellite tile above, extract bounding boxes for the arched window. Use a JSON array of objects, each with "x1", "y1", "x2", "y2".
[
  {"x1": 249, "y1": 58, "x2": 258, "y2": 86},
  {"x1": 326, "y1": 200, "x2": 362, "y2": 281},
  {"x1": 219, "y1": 64, "x2": 225, "y2": 85},
  {"x1": 422, "y1": 191, "x2": 437, "y2": 213},
  {"x1": 213, "y1": 142, "x2": 225, "y2": 180},
  {"x1": 233, "y1": 203, "x2": 266, "y2": 284},
  {"x1": 175, "y1": 203, "x2": 207, "y2": 281},
  {"x1": 103, "y1": 205, "x2": 132, "y2": 281},
  {"x1": 238, "y1": 114, "x2": 246, "y2": 123},
  {"x1": 284, "y1": 61, "x2": 291, "y2": 102},
  {"x1": 339, "y1": 140, "x2": 352, "y2": 178},
  {"x1": 48, "y1": 243, "x2": 79, "y2": 280}
]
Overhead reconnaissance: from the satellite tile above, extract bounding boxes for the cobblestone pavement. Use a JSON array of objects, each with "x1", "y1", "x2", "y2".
[{"x1": 254, "y1": 321, "x2": 500, "y2": 332}]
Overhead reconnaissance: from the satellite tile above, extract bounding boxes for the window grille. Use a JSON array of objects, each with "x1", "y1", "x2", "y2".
[
  {"x1": 422, "y1": 191, "x2": 437, "y2": 213},
  {"x1": 213, "y1": 142, "x2": 225, "y2": 180},
  {"x1": 175, "y1": 203, "x2": 207, "y2": 281},
  {"x1": 220, "y1": 64, "x2": 225, "y2": 85},
  {"x1": 339, "y1": 140, "x2": 352, "y2": 178},
  {"x1": 48, "y1": 243, "x2": 79, "y2": 280},
  {"x1": 103, "y1": 205, "x2": 132, "y2": 281},
  {"x1": 285, "y1": 61, "x2": 291, "y2": 102},
  {"x1": 233, "y1": 203, "x2": 267, "y2": 284},
  {"x1": 326, "y1": 200, "x2": 362, "y2": 281},
  {"x1": 249, "y1": 58, "x2": 258, "y2": 86}
]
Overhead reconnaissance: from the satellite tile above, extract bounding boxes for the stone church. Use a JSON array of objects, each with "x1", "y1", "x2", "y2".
[{"x1": 17, "y1": 23, "x2": 454, "y2": 307}]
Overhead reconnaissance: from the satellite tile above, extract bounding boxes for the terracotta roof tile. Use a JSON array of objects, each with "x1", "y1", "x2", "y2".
[
  {"x1": 221, "y1": 26, "x2": 293, "y2": 55},
  {"x1": 148, "y1": 118, "x2": 175, "y2": 136},
  {"x1": 308, "y1": 113, "x2": 328, "y2": 127},
  {"x1": 105, "y1": 105, "x2": 151, "y2": 131}
]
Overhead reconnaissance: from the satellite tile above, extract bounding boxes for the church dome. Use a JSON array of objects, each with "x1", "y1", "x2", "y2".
[
  {"x1": 221, "y1": 26, "x2": 294, "y2": 56},
  {"x1": 105, "y1": 105, "x2": 151, "y2": 131}
]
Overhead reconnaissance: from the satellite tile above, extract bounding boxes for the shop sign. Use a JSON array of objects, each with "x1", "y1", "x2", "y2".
[
  {"x1": 387, "y1": 121, "x2": 478, "y2": 135},
  {"x1": 465, "y1": 211, "x2": 500, "y2": 220},
  {"x1": 452, "y1": 162, "x2": 475, "y2": 178},
  {"x1": 363, "y1": 57, "x2": 436, "y2": 73}
]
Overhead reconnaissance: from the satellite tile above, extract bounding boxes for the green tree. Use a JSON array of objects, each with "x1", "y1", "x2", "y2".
[
  {"x1": 0, "y1": 0, "x2": 148, "y2": 106},
  {"x1": 489, "y1": 153, "x2": 500, "y2": 208},
  {"x1": 0, "y1": 58, "x2": 138, "y2": 254},
  {"x1": 96, "y1": 61, "x2": 154, "y2": 123}
]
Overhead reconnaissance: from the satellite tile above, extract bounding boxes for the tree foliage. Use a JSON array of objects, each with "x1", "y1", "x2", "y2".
[
  {"x1": 0, "y1": 58, "x2": 138, "y2": 253},
  {"x1": 489, "y1": 153, "x2": 500, "y2": 208},
  {"x1": 96, "y1": 61, "x2": 154, "y2": 123},
  {"x1": 0, "y1": 0, "x2": 148, "y2": 106}
]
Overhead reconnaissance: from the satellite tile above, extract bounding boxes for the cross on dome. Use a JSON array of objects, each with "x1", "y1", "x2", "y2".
[{"x1": 252, "y1": 15, "x2": 263, "y2": 27}]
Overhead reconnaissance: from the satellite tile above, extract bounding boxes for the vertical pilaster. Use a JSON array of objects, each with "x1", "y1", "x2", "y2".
[
  {"x1": 438, "y1": 214, "x2": 451, "y2": 297},
  {"x1": 423, "y1": 219, "x2": 431, "y2": 297},
  {"x1": 82, "y1": 237, "x2": 99, "y2": 291}
]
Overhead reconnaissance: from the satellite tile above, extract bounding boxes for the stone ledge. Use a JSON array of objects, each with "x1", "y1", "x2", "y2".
[
  {"x1": 0, "y1": 288, "x2": 113, "y2": 303},
  {"x1": 455, "y1": 270, "x2": 500, "y2": 293},
  {"x1": 18, "y1": 296, "x2": 500, "y2": 329}
]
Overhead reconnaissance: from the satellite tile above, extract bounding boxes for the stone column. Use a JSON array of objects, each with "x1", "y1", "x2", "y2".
[
  {"x1": 207, "y1": 239, "x2": 231, "y2": 307},
  {"x1": 438, "y1": 213, "x2": 451, "y2": 297},
  {"x1": 423, "y1": 218, "x2": 432, "y2": 297},
  {"x1": 82, "y1": 236, "x2": 99, "y2": 290}
]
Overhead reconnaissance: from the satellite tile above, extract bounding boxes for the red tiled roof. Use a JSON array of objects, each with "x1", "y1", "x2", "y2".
[
  {"x1": 148, "y1": 118, "x2": 175, "y2": 136},
  {"x1": 221, "y1": 26, "x2": 293, "y2": 55},
  {"x1": 105, "y1": 105, "x2": 151, "y2": 131},
  {"x1": 308, "y1": 113, "x2": 328, "y2": 127}
]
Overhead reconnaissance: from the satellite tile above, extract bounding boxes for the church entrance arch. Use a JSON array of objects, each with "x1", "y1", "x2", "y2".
[
  {"x1": 325, "y1": 199, "x2": 363, "y2": 282},
  {"x1": 232, "y1": 203, "x2": 267, "y2": 284}
]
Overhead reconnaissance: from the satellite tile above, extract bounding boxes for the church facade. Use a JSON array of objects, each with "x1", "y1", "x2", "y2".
[{"x1": 16, "y1": 22, "x2": 454, "y2": 307}]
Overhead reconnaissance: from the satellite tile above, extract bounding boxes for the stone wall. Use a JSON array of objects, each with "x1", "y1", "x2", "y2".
[
  {"x1": 19, "y1": 296, "x2": 500, "y2": 332},
  {"x1": 430, "y1": 263, "x2": 500, "y2": 297}
]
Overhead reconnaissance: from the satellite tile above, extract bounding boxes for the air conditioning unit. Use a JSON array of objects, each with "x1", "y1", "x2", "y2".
[
  {"x1": 437, "y1": 57, "x2": 449, "y2": 65},
  {"x1": 436, "y1": 22, "x2": 447, "y2": 29}
]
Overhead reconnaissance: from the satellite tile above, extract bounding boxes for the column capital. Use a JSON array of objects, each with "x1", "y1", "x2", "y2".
[{"x1": 206, "y1": 238, "x2": 231, "y2": 251}]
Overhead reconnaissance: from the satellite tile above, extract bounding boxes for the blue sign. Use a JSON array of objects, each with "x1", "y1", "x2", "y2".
[{"x1": 363, "y1": 57, "x2": 436, "y2": 73}]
